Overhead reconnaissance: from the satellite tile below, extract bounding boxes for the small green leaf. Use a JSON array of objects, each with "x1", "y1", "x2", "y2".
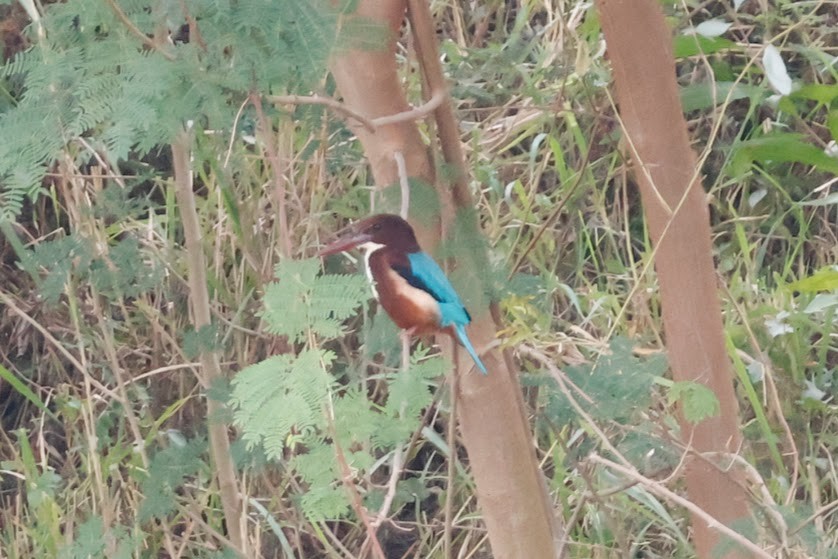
[
  {"x1": 827, "y1": 109, "x2": 838, "y2": 142},
  {"x1": 28, "y1": 470, "x2": 62, "y2": 509},
  {"x1": 291, "y1": 442, "x2": 341, "y2": 487},
  {"x1": 802, "y1": 379, "x2": 826, "y2": 403},
  {"x1": 673, "y1": 35, "x2": 735, "y2": 58},
  {"x1": 88, "y1": 237, "x2": 163, "y2": 299},
  {"x1": 799, "y1": 192, "x2": 838, "y2": 207},
  {"x1": 299, "y1": 485, "x2": 351, "y2": 521},
  {"x1": 680, "y1": 81, "x2": 763, "y2": 112},
  {"x1": 693, "y1": 20, "x2": 731, "y2": 38},
  {"x1": 729, "y1": 133, "x2": 838, "y2": 176},
  {"x1": 668, "y1": 381, "x2": 720, "y2": 424},
  {"x1": 0, "y1": 363, "x2": 54, "y2": 418},
  {"x1": 787, "y1": 267, "x2": 838, "y2": 293},
  {"x1": 29, "y1": 234, "x2": 92, "y2": 305},
  {"x1": 790, "y1": 83, "x2": 838, "y2": 105},
  {"x1": 803, "y1": 293, "x2": 837, "y2": 314}
]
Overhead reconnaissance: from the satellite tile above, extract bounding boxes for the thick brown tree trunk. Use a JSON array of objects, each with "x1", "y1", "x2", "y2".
[
  {"x1": 330, "y1": 1, "x2": 559, "y2": 557},
  {"x1": 594, "y1": 1, "x2": 753, "y2": 557}
]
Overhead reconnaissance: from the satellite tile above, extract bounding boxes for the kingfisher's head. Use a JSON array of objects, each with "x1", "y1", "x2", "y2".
[{"x1": 319, "y1": 214, "x2": 421, "y2": 256}]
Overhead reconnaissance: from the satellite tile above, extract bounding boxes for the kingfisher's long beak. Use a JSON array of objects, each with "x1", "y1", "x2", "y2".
[{"x1": 318, "y1": 227, "x2": 372, "y2": 257}]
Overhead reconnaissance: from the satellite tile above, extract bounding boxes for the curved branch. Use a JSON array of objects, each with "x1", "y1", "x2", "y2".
[
  {"x1": 104, "y1": 0, "x2": 175, "y2": 61},
  {"x1": 588, "y1": 454, "x2": 773, "y2": 559},
  {"x1": 266, "y1": 90, "x2": 447, "y2": 133}
]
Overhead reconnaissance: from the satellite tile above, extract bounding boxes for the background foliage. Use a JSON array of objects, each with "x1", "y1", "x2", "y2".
[{"x1": 0, "y1": 0, "x2": 835, "y2": 557}]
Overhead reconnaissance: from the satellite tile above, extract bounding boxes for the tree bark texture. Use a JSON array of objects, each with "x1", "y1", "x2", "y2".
[
  {"x1": 594, "y1": 1, "x2": 753, "y2": 557},
  {"x1": 330, "y1": 1, "x2": 559, "y2": 557}
]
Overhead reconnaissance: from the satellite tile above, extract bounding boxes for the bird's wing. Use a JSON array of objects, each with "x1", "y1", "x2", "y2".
[{"x1": 391, "y1": 252, "x2": 471, "y2": 327}]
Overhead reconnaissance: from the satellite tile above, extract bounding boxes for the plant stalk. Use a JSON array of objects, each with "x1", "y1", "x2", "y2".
[{"x1": 171, "y1": 131, "x2": 245, "y2": 554}]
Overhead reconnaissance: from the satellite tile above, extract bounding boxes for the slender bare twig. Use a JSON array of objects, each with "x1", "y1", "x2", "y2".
[
  {"x1": 395, "y1": 151, "x2": 410, "y2": 219},
  {"x1": 444, "y1": 345, "x2": 460, "y2": 559},
  {"x1": 178, "y1": 0, "x2": 207, "y2": 51},
  {"x1": 266, "y1": 89, "x2": 446, "y2": 134},
  {"x1": 720, "y1": 279, "x2": 800, "y2": 505},
  {"x1": 370, "y1": 331, "x2": 412, "y2": 529},
  {"x1": 123, "y1": 362, "x2": 202, "y2": 385},
  {"x1": 223, "y1": 97, "x2": 251, "y2": 169},
  {"x1": 372, "y1": 88, "x2": 446, "y2": 127},
  {"x1": 326, "y1": 396, "x2": 387, "y2": 559},
  {"x1": 700, "y1": 451, "x2": 789, "y2": 551},
  {"x1": 0, "y1": 288, "x2": 121, "y2": 401},
  {"x1": 104, "y1": 0, "x2": 175, "y2": 60},
  {"x1": 251, "y1": 93, "x2": 293, "y2": 259},
  {"x1": 267, "y1": 94, "x2": 376, "y2": 131},
  {"x1": 75, "y1": 137, "x2": 127, "y2": 189},
  {"x1": 372, "y1": 446, "x2": 405, "y2": 529},
  {"x1": 588, "y1": 454, "x2": 773, "y2": 559},
  {"x1": 180, "y1": 505, "x2": 248, "y2": 559},
  {"x1": 516, "y1": 344, "x2": 630, "y2": 468}
]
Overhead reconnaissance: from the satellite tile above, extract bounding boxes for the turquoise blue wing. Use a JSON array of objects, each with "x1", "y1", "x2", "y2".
[
  {"x1": 397, "y1": 252, "x2": 486, "y2": 374},
  {"x1": 394, "y1": 252, "x2": 471, "y2": 326}
]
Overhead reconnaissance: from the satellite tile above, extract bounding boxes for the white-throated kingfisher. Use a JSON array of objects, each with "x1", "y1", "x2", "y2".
[{"x1": 319, "y1": 214, "x2": 487, "y2": 375}]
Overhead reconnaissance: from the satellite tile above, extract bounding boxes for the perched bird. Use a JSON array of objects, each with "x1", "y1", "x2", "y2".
[{"x1": 319, "y1": 214, "x2": 487, "y2": 375}]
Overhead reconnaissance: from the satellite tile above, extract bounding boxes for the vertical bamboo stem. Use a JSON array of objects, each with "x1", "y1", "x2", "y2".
[{"x1": 171, "y1": 131, "x2": 245, "y2": 554}]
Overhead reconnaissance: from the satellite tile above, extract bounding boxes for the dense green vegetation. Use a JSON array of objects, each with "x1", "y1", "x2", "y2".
[{"x1": 0, "y1": 0, "x2": 835, "y2": 557}]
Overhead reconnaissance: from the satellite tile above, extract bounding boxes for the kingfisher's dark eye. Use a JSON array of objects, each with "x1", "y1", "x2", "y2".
[{"x1": 371, "y1": 223, "x2": 381, "y2": 232}]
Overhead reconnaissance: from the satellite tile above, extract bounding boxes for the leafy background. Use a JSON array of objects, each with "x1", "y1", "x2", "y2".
[{"x1": 0, "y1": 0, "x2": 835, "y2": 557}]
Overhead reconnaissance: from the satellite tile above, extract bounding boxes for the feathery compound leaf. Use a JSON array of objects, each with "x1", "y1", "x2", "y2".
[
  {"x1": 231, "y1": 349, "x2": 335, "y2": 460},
  {"x1": 377, "y1": 349, "x2": 446, "y2": 446},
  {"x1": 332, "y1": 387, "x2": 381, "y2": 451},
  {"x1": 261, "y1": 258, "x2": 368, "y2": 342},
  {"x1": 668, "y1": 381, "x2": 721, "y2": 424},
  {"x1": 290, "y1": 442, "x2": 340, "y2": 487},
  {"x1": 298, "y1": 485, "x2": 351, "y2": 522},
  {"x1": 545, "y1": 337, "x2": 667, "y2": 424},
  {"x1": 139, "y1": 439, "x2": 207, "y2": 522},
  {"x1": 0, "y1": 0, "x2": 355, "y2": 218}
]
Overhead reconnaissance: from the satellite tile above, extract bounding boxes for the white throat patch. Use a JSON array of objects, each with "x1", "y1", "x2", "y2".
[{"x1": 359, "y1": 242, "x2": 385, "y2": 300}]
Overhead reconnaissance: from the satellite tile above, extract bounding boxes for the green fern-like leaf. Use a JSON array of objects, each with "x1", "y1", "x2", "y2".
[
  {"x1": 230, "y1": 349, "x2": 335, "y2": 460},
  {"x1": 88, "y1": 237, "x2": 164, "y2": 299},
  {"x1": 233, "y1": 254, "x2": 448, "y2": 523},
  {"x1": 544, "y1": 337, "x2": 668, "y2": 425},
  {"x1": 261, "y1": 258, "x2": 368, "y2": 342},
  {"x1": 375, "y1": 349, "x2": 446, "y2": 448},
  {"x1": 26, "y1": 234, "x2": 91, "y2": 304},
  {"x1": 58, "y1": 516, "x2": 105, "y2": 559},
  {"x1": 138, "y1": 438, "x2": 207, "y2": 522},
  {"x1": 290, "y1": 442, "x2": 340, "y2": 487},
  {"x1": 668, "y1": 381, "x2": 721, "y2": 424},
  {"x1": 332, "y1": 387, "x2": 381, "y2": 448},
  {"x1": 1, "y1": 0, "x2": 378, "y2": 218},
  {"x1": 298, "y1": 484, "x2": 350, "y2": 522}
]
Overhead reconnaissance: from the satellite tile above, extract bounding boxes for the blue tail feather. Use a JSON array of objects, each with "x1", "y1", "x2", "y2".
[{"x1": 454, "y1": 324, "x2": 488, "y2": 375}]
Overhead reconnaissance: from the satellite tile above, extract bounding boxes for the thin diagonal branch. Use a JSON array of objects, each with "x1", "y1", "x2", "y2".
[{"x1": 104, "y1": 0, "x2": 175, "y2": 60}]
